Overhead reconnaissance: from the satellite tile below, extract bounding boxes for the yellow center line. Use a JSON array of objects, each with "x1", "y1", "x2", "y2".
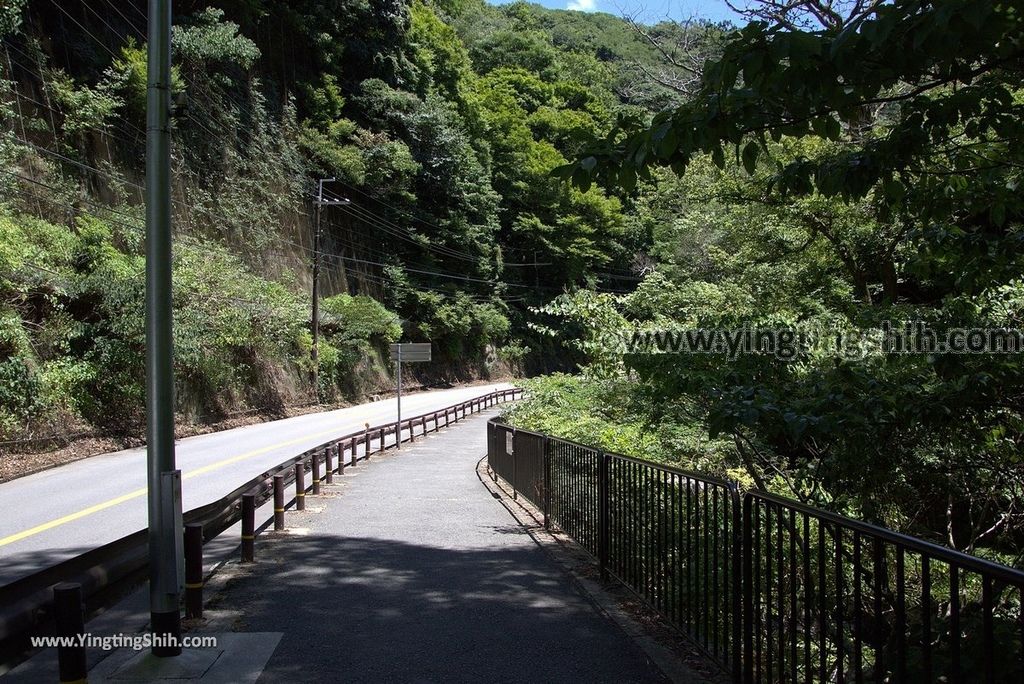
[{"x1": 0, "y1": 406, "x2": 404, "y2": 549}]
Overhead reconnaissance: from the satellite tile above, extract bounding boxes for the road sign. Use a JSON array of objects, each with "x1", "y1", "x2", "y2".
[
  {"x1": 390, "y1": 343, "x2": 431, "y2": 362},
  {"x1": 392, "y1": 343, "x2": 432, "y2": 449}
]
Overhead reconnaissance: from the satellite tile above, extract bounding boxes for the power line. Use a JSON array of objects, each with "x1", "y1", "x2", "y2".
[
  {"x1": 49, "y1": 0, "x2": 122, "y2": 62},
  {"x1": 329, "y1": 178, "x2": 491, "y2": 262},
  {"x1": 92, "y1": 0, "x2": 146, "y2": 41},
  {"x1": 0, "y1": 169, "x2": 543, "y2": 306},
  {"x1": 1, "y1": 11, "x2": 635, "y2": 300}
]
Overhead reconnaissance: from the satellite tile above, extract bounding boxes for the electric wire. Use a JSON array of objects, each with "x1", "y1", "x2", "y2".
[{"x1": 2, "y1": 9, "x2": 637, "y2": 302}]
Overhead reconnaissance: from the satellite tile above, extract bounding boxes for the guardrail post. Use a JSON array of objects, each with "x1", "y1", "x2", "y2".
[
  {"x1": 379, "y1": 426, "x2": 385, "y2": 451},
  {"x1": 445, "y1": 408, "x2": 450, "y2": 427},
  {"x1": 325, "y1": 446, "x2": 334, "y2": 484},
  {"x1": 54, "y1": 582, "x2": 87, "y2": 683},
  {"x1": 337, "y1": 443, "x2": 346, "y2": 475},
  {"x1": 364, "y1": 426, "x2": 371, "y2": 460},
  {"x1": 421, "y1": 416, "x2": 426, "y2": 435},
  {"x1": 184, "y1": 523, "x2": 204, "y2": 616},
  {"x1": 312, "y1": 451, "x2": 321, "y2": 495},
  {"x1": 409, "y1": 420, "x2": 415, "y2": 443},
  {"x1": 543, "y1": 436, "x2": 551, "y2": 530},
  {"x1": 598, "y1": 450, "x2": 609, "y2": 582},
  {"x1": 241, "y1": 494, "x2": 255, "y2": 563},
  {"x1": 274, "y1": 474, "x2": 285, "y2": 530},
  {"x1": 351, "y1": 438, "x2": 358, "y2": 467},
  {"x1": 295, "y1": 462, "x2": 306, "y2": 511}
]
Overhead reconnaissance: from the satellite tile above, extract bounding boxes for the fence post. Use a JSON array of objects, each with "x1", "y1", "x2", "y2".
[
  {"x1": 274, "y1": 474, "x2": 285, "y2": 530},
  {"x1": 730, "y1": 483, "x2": 743, "y2": 681},
  {"x1": 409, "y1": 420, "x2": 415, "y2": 443},
  {"x1": 53, "y1": 583, "x2": 87, "y2": 684},
  {"x1": 543, "y1": 436, "x2": 551, "y2": 530},
  {"x1": 742, "y1": 493, "x2": 754, "y2": 684},
  {"x1": 295, "y1": 462, "x2": 306, "y2": 511},
  {"x1": 337, "y1": 444, "x2": 345, "y2": 475},
  {"x1": 378, "y1": 426, "x2": 385, "y2": 452},
  {"x1": 511, "y1": 428, "x2": 518, "y2": 500},
  {"x1": 421, "y1": 416, "x2": 426, "y2": 434},
  {"x1": 364, "y1": 424, "x2": 371, "y2": 460},
  {"x1": 598, "y1": 450, "x2": 609, "y2": 581},
  {"x1": 241, "y1": 494, "x2": 255, "y2": 563},
  {"x1": 184, "y1": 523, "x2": 204, "y2": 617},
  {"x1": 311, "y1": 451, "x2": 321, "y2": 495},
  {"x1": 351, "y1": 438, "x2": 358, "y2": 467},
  {"x1": 325, "y1": 446, "x2": 334, "y2": 484}
]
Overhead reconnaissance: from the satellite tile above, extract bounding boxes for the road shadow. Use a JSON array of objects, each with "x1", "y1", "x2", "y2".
[{"x1": 219, "y1": 533, "x2": 668, "y2": 683}]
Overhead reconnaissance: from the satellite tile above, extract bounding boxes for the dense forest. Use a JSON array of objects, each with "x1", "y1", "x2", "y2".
[
  {"x1": 0, "y1": 1, "x2": 714, "y2": 443},
  {"x1": 510, "y1": 0, "x2": 1024, "y2": 562},
  {"x1": 2, "y1": 0, "x2": 1022, "y2": 564}
]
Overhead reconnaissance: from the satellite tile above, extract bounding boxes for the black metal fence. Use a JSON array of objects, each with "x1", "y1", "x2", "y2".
[{"x1": 487, "y1": 419, "x2": 1024, "y2": 683}]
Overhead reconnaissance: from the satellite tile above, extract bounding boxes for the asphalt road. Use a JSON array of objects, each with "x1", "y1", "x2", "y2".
[
  {"x1": 220, "y1": 408, "x2": 667, "y2": 683},
  {"x1": 0, "y1": 384, "x2": 511, "y2": 585}
]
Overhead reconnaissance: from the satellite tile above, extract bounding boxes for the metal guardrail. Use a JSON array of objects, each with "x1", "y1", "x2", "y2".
[
  {"x1": 486, "y1": 419, "x2": 1024, "y2": 683},
  {"x1": 0, "y1": 388, "x2": 522, "y2": 667}
]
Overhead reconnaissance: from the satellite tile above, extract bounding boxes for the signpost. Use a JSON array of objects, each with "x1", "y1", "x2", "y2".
[{"x1": 390, "y1": 343, "x2": 431, "y2": 449}]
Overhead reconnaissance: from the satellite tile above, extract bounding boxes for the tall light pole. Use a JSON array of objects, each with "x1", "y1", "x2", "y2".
[
  {"x1": 146, "y1": 0, "x2": 183, "y2": 657},
  {"x1": 311, "y1": 178, "x2": 349, "y2": 399}
]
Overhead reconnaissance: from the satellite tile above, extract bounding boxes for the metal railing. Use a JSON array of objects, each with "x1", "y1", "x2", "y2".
[
  {"x1": 0, "y1": 388, "x2": 521, "y2": 668},
  {"x1": 744, "y1": 491, "x2": 1024, "y2": 684},
  {"x1": 486, "y1": 419, "x2": 1024, "y2": 683}
]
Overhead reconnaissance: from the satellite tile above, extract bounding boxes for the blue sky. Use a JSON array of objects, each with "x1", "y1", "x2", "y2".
[{"x1": 487, "y1": 0, "x2": 744, "y2": 24}]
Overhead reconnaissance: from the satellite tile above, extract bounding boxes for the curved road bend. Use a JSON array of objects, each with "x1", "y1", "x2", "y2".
[{"x1": 0, "y1": 384, "x2": 512, "y2": 585}]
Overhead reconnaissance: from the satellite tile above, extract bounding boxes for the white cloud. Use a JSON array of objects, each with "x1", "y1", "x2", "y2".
[{"x1": 567, "y1": 0, "x2": 596, "y2": 11}]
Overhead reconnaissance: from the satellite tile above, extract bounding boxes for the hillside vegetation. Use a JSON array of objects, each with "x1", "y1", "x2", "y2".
[{"x1": 0, "y1": 1, "x2": 713, "y2": 447}]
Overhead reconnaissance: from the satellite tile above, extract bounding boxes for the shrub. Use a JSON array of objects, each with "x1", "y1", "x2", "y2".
[
  {"x1": 0, "y1": 357, "x2": 44, "y2": 438},
  {"x1": 320, "y1": 293, "x2": 401, "y2": 343}
]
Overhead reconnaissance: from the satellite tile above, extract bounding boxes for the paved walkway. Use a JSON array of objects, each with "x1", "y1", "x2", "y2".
[{"x1": 216, "y1": 408, "x2": 666, "y2": 682}]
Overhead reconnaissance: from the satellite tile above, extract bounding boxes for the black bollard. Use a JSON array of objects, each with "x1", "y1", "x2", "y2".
[
  {"x1": 295, "y1": 463, "x2": 306, "y2": 511},
  {"x1": 53, "y1": 583, "x2": 87, "y2": 684},
  {"x1": 241, "y1": 494, "x2": 255, "y2": 563},
  {"x1": 185, "y1": 523, "x2": 204, "y2": 617},
  {"x1": 273, "y1": 474, "x2": 286, "y2": 530}
]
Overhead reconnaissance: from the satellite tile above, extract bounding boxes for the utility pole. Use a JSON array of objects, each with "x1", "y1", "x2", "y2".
[
  {"x1": 146, "y1": 0, "x2": 183, "y2": 657},
  {"x1": 395, "y1": 344, "x2": 401, "y2": 449},
  {"x1": 311, "y1": 178, "x2": 350, "y2": 399}
]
